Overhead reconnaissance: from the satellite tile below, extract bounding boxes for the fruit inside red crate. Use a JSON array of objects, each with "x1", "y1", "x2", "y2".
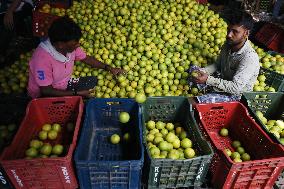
[
  {"x1": 0, "y1": 97, "x2": 83, "y2": 189},
  {"x1": 196, "y1": 102, "x2": 284, "y2": 189},
  {"x1": 197, "y1": 102, "x2": 284, "y2": 161},
  {"x1": 1, "y1": 97, "x2": 82, "y2": 160}
]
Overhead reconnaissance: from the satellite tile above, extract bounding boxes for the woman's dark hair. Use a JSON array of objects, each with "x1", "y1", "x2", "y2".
[
  {"x1": 48, "y1": 16, "x2": 82, "y2": 44},
  {"x1": 225, "y1": 10, "x2": 254, "y2": 31}
]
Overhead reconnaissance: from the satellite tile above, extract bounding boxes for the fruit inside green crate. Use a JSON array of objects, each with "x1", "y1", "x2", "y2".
[
  {"x1": 23, "y1": 122, "x2": 74, "y2": 159},
  {"x1": 253, "y1": 74, "x2": 276, "y2": 92},
  {"x1": 255, "y1": 111, "x2": 284, "y2": 144},
  {"x1": 145, "y1": 120, "x2": 196, "y2": 160},
  {"x1": 219, "y1": 128, "x2": 251, "y2": 162}
]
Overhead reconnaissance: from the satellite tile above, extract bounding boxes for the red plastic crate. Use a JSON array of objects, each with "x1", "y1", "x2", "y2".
[
  {"x1": 255, "y1": 23, "x2": 283, "y2": 48},
  {"x1": 0, "y1": 96, "x2": 83, "y2": 189},
  {"x1": 195, "y1": 102, "x2": 284, "y2": 189},
  {"x1": 196, "y1": 0, "x2": 208, "y2": 4},
  {"x1": 267, "y1": 33, "x2": 284, "y2": 53},
  {"x1": 32, "y1": 2, "x2": 67, "y2": 37}
]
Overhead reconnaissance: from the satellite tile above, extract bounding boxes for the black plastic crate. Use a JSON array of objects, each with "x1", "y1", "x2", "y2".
[
  {"x1": 275, "y1": 171, "x2": 284, "y2": 189},
  {"x1": 242, "y1": 92, "x2": 284, "y2": 145},
  {"x1": 260, "y1": 67, "x2": 284, "y2": 92},
  {"x1": 141, "y1": 97, "x2": 213, "y2": 188}
]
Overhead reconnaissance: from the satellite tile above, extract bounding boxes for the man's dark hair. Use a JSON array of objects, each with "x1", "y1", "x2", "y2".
[
  {"x1": 225, "y1": 10, "x2": 254, "y2": 31},
  {"x1": 48, "y1": 16, "x2": 82, "y2": 44}
]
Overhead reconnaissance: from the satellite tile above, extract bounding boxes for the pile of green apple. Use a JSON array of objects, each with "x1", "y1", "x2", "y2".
[
  {"x1": 0, "y1": 124, "x2": 17, "y2": 152},
  {"x1": 24, "y1": 123, "x2": 67, "y2": 159},
  {"x1": 145, "y1": 120, "x2": 196, "y2": 160},
  {"x1": 65, "y1": 0, "x2": 228, "y2": 98},
  {"x1": 252, "y1": 43, "x2": 284, "y2": 74},
  {"x1": 219, "y1": 128, "x2": 251, "y2": 162},
  {"x1": 255, "y1": 111, "x2": 284, "y2": 144}
]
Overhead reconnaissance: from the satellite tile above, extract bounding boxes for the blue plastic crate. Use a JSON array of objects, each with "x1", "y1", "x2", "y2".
[{"x1": 74, "y1": 98, "x2": 144, "y2": 189}]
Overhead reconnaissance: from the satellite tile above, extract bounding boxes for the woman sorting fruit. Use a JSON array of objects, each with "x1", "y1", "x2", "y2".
[
  {"x1": 190, "y1": 11, "x2": 260, "y2": 103},
  {"x1": 27, "y1": 17, "x2": 125, "y2": 98}
]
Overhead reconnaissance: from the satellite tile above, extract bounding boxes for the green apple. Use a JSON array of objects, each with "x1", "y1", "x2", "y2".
[{"x1": 119, "y1": 112, "x2": 130, "y2": 123}]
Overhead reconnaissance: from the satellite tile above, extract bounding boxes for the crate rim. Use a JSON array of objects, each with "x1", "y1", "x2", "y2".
[
  {"x1": 74, "y1": 98, "x2": 144, "y2": 164},
  {"x1": 0, "y1": 96, "x2": 84, "y2": 162}
]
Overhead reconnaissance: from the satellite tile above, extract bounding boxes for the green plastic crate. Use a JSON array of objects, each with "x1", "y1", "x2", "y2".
[
  {"x1": 141, "y1": 97, "x2": 213, "y2": 189},
  {"x1": 260, "y1": 67, "x2": 284, "y2": 92},
  {"x1": 241, "y1": 92, "x2": 284, "y2": 144}
]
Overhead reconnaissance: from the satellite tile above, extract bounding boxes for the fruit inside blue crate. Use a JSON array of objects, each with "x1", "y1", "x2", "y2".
[
  {"x1": 255, "y1": 111, "x2": 284, "y2": 144},
  {"x1": 145, "y1": 120, "x2": 196, "y2": 159}
]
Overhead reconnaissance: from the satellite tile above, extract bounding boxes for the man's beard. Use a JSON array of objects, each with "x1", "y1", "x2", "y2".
[{"x1": 226, "y1": 38, "x2": 243, "y2": 46}]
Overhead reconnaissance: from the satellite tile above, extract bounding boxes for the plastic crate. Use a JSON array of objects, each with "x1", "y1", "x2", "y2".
[
  {"x1": 141, "y1": 97, "x2": 213, "y2": 189},
  {"x1": 0, "y1": 96, "x2": 84, "y2": 189},
  {"x1": 275, "y1": 171, "x2": 284, "y2": 189},
  {"x1": 255, "y1": 23, "x2": 283, "y2": 47},
  {"x1": 197, "y1": 0, "x2": 208, "y2": 4},
  {"x1": 241, "y1": 92, "x2": 284, "y2": 144},
  {"x1": 195, "y1": 102, "x2": 284, "y2": 189},
  {"x1": 267, "y1": 33, "x2": 284, "y2": 52},
  {"x1": 0, "y1": 165, "x2": 13, "y2": 189},
  {"x1": 74, "y1": 98, "x2": 144, "y2": 189},
  {"x1": 32, "y1": 1, "x2": 68, "y2": 37},
  {"x1": 260, "y1": 67, "x2": 284, "y2": 92},
  {"x1": 0, "y1": 95, "x2": 30, "y2": 189}
]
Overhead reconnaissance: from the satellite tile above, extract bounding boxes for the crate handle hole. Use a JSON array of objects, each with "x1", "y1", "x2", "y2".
[
  {"x1": 52, "y1": 100, "x2": 66, "y2": 105},
  {"x1": 211, "y1": 106, "x2": 224, "y2": 110},
  {"x1": 106, "y1": 101, "x2": 121, "y2": 105}
]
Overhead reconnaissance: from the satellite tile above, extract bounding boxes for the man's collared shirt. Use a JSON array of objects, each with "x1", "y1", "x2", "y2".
[{"x1": 202, "y1": 40, "x2": 260, "y2": 96}]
